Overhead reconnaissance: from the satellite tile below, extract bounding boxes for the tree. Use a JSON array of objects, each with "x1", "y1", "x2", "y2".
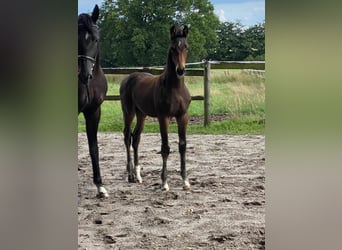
[
  {"x1": 211, "y1": 21, "x2": 247, "y2": 61},
  {"x1": 209, "y1": 21, "x2": 265, "y2": 61},
  {"x1": 98, "y1": 0, "x2": 220, "y2": 67},
  {"x1": 243, "y1": 22, "x2": 265, "y2": 60}
]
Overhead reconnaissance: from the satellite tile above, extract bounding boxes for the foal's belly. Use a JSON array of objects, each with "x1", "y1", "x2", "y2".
[{"x1": 155, "y1": 93, "x2": 190, "y2": 118}]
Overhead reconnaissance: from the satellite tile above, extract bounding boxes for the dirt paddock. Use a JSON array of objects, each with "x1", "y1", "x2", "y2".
[{"x1": 78, "y1": 132, "x2": 265, "y2": 249}]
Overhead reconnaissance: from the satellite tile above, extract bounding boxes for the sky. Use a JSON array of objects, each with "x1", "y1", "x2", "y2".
[{"x1": 78, "y1": 0, "x2": 265, "y2": 27}]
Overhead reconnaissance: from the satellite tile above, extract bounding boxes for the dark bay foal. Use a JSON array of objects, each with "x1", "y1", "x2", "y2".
[{"x1": 120, "y1": 25, "x2": 191, "y2": 191}]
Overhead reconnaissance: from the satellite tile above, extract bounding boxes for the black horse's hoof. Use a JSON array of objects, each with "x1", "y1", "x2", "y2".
[
  {"x1": 96, "y1": 192, "x2": 108, "y2": 199},
  {"x1": 96, "y1": 186, "x2": 109, "y2": 198}
]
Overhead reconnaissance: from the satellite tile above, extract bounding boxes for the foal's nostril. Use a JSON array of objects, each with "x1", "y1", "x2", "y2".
[{"x1": 176, "y1": 67, "x2": 185, "y2": 76}]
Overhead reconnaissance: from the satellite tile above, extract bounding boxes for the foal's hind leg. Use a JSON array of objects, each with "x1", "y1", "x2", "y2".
[
  {"x1": 123, "y1": 111, "x2": 135, "y2": 183},
  {"x1": 158, "y1": 117, "x2": 171, "y2": 191},
  {"x1": 84, "y1": 108, "x2": 108, "y2": 198},
  {"x1": 132, "y1": 111, "x2": 146, "y2": 183},
  {"x1": 176, "y1": 113, "x2": 190, "y2": 190}
]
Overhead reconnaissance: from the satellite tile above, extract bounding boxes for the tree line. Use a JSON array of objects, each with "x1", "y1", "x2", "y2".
[{"x1": 98, "y1": 0, "x2": 265, "y2": 67}]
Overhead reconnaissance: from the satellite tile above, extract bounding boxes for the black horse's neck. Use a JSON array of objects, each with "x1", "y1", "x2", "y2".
[{"x1": 93, "y1": 45, "x2": 101, "y2": 72}]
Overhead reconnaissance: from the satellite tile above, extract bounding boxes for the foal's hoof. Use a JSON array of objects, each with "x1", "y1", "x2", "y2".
[
  {"x1": 135, "y1": 165, "x2": 142, "y2": 184},
  {"x1": 136, "y1": 176, "x2": 142, "y2": 184},
  {"x1": 97, "y1": 186, "x2": 109, "y2": 198},
  {"x1": 183, "y1": 181, "x2": 191, "y2": 191},
  {"x1": 128, "y1": 175, "x2": 136, "y2": 183},
  {"x1": 161, "y1": 183, "x2": 170, "y2": 191}
]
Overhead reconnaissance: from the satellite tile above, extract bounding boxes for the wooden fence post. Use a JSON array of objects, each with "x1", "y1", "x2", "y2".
[{"x1": 204, "y1": 60, "x2": 210, "y2": 126}]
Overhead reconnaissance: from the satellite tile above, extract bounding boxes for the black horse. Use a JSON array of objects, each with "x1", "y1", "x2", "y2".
[
  {"x1": 78, "y1": 5, "x2": 108, "y2": 198},
  {"x1": 120, "y1": 25, "x2": 191, "y2": 191}
]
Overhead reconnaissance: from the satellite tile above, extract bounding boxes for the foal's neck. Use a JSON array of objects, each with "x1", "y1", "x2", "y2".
[{"x1": 164, "y1": 49, "x2": 183, "y2": 88}]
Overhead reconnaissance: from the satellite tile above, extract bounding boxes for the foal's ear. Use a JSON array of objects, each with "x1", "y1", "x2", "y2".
[
  {"x1": 170, "y1": 25, "x2": 177, "y2": 40},
  {"x1": 183, "y1": 25, "x2": 189, "y2": 38},
  {"x1": 92, "y1": 4, "x2": 100, "y2": 23}
]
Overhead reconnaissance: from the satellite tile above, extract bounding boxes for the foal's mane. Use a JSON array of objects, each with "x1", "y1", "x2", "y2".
[
  {"x1": 172, "y1": 30, "x2": 185, "y2": 39},
  {"x1": 163, "y1": 26, "x2": 188, "y2": 80}
]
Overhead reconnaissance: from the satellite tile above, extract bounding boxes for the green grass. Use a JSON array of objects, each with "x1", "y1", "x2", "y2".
[{"x1": 78, "y1": 69, "x2": 265, "y2": 134}]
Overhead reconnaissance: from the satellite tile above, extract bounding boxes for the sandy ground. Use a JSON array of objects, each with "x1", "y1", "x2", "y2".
[{"x1": 78, "y1": 132, "x2": 265, "y2": 249}]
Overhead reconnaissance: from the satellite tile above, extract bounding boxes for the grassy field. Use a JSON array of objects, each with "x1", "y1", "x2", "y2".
[{"x1": 78, "y1": 69, "x2": 265, "y2": 134}]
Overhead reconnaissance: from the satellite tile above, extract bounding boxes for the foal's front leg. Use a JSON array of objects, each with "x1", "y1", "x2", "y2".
[
  {"x1": 176, "y1": 113, "x2": 190, "y2": 190},
  {"x1": 158, "y1": 117, "x2": 170, "y2": 191}
]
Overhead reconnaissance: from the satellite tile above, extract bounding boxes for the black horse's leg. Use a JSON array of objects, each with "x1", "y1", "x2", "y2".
[
  {"x1": 176, "y1": 113, "x2": 190, "y2": 190},
  {"x1": 123, "y1": 111, "x2": 135, "y2": 183},
  {"x1": 158, "y1": 117, "x2": 171, "y2": 191},
  {"x1": 132, "y1": 111, "x2": 146, "y2": 183},
  {"x1": 84, "y1": 108, "x2": 108, "y2": 198}
]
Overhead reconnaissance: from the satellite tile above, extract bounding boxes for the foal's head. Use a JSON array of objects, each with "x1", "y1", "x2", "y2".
[
  {"x1": 78, "y1": 5, "x2": 100, "y2": 84},
  {"x1": 169, "y1": 25, "x2": 189, "y2": 79}
]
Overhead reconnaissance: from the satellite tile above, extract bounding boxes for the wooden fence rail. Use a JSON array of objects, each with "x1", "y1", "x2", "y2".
[{"x1": 103, "y1": 60, "x2": 265, "y2": 126}]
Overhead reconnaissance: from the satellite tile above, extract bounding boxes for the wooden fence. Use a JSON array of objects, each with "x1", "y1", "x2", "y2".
[{"x1": 103, "y1": 60, "x2": 265, "y2": 126}]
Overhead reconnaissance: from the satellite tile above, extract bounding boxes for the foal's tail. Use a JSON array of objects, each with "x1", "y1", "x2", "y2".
[
  {"x1": 120, "y1": 76, "x2": 136, "y2": 150},
  {"x1": 119, "y1": 76, "x2": 134, "y2": 114}
]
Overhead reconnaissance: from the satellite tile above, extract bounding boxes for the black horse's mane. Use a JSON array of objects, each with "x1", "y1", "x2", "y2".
[{"x1": 78, "y1": 14, "x2": 95, "y2": 33}]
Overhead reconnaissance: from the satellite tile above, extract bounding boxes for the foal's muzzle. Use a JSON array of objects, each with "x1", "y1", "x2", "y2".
[{"x1": 176, "y1": 66, "x2": 185, "y2": 78}]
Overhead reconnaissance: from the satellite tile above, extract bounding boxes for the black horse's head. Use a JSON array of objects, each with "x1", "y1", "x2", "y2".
[
  {"x1": 78, "y1": 5, "x2": 100, "y2": 84},
  {"x1": 169, "y1": 25, "x2": 189, "y2": 79}
]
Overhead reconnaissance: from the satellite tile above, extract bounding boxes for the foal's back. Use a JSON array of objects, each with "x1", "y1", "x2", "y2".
[
  {"x1": 120, "y1": 72, "x2": 158, "y2": 117},
  {"x1": 120, "y1": 71, "x2": 191, "y2": 118}
]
